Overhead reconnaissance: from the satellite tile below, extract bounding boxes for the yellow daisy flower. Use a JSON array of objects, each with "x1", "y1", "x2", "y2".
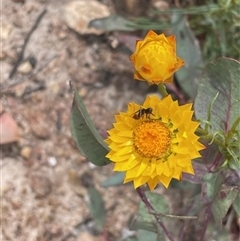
[
  {"x1": 130, "y1": 30, "x2": 184, "y2": 85},
  {"x1": 105, "y1": 95, "x2": 205, "y2": 191}
]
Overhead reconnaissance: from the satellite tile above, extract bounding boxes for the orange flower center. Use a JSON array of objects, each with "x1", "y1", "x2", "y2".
[{"x1": 133, "y1": 120, "x2": 171, "y2": 159}]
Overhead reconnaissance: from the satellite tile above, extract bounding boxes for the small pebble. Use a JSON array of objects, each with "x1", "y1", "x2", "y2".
[
  {"x1": 88, "y1": 162, "x2": 97, "y2": 169},
  {"x1": 20, "y1": 146, "x2": 32, "y2": 159},
  {"x1": 17, "y1": 61, "x2": 33, "y2": 74},
  {"x1": 47, "y1": 156, "x2": 57, "y2": 167}
]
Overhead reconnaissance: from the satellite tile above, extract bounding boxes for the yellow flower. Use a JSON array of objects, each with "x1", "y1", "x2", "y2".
[
  {"x1": 105, "y1": 95, "x2": 205, "y2": 190},
  {"x1": 130, "y1": 30, "x2": 185, "y2": 85}
]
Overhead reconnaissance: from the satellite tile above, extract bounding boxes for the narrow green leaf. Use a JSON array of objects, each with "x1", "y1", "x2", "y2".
[
  {"x1": 151, "y1": 4, "x2": 219, "y2": 15},
  {"x1": 171, "y1": 14, "x2": 203, "y2": 99},
  {"x1": 131, "y1": 192, "x2": 168, "y2": 239},
  {"x1": 211, "y1": 188, "x2": 238, "y2": 224},
  {"x1": 87, "y1": 186, "x2": 106, "y2": 230},
  {"x1": 101, "y1": 172, "x2": 125, "y2": 187},
  {"x1": 194, "y1": 58, "x2": 240, "y2": 134},
  {"x1": 131, "y1": 220, "x2": 156, "y2": 233},
  {"x1": 233, "y1": 191, "x2": 240, "y2": 216},
  {"x1": 202, "y1": 172, "x2": 224, "y2": 203},
  {"x1": 227, "y1": 147, "x2": 240, "y2": 170},
  {"x1": 70, "y1": 82, "x2": 110, "y2": 166},
  {"x1": 89, "y1": 15, "x2": 137, "y2": 31},
  {"x1": 89, "y1": 15, "x2": 171, "y2": 32}
]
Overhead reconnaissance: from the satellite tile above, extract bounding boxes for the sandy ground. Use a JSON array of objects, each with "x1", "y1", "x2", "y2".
[{"x1": 1, "y1": 0, "x2": 153, "y2": 240}]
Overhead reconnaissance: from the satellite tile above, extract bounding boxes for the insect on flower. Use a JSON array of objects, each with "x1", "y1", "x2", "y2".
[
  {"x1": 105, "y1": 95, "x2": 205, "y2": 190},
  {"x1": 132, "y1": 107, "x2": 154, "y2": 119}
]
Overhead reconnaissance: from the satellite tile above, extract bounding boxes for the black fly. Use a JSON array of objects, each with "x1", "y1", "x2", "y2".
[{"x1": 132, "y1": 107, "x2": 154, "y2": 120}]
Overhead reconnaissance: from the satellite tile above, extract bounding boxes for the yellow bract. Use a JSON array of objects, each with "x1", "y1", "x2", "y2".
[
  {"x1": 130, "y1": 30, "x2": 185, "y2": 85},
  {"x1": 105, "y1": 95, "x2": 205, "y2": 190}
]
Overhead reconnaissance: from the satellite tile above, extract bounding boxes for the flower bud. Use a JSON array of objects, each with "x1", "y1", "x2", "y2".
[{"x1": 130, "y1": 30, "x2": 184, "y2": 85}]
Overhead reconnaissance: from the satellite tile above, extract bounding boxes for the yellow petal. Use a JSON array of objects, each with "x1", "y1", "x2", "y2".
[
  {"x1": 164, "y1": 75, "x2": 174, "y2": 83},
  {"x1": 133, "y1": 176, "x2": 150, "y2": 188},
  {"x1": 133, "y1": 71, "x2": 144, "y2": 80},
  {"x1": 162, "y1": 161, "x2": 173, "y2": 177},
  {"x1": 113, "y1": 157, "x2": 139, "y2": 171},
  {"x1": 158, "y1": 175, "x2": 172, "y2": 188},
  {"x1": 146, "y1": 30, "x2": 158, "y2": 38},
  {"x1": 147, "y1": 177, "x2": 159, "y2": 191},
  {"x1": 156, "y1": 162, "x2": 164, "y2": 176},
  {"x1": 166, "y1": 35, "x2": 176, "y2": 51},
  {"x1": 136, "y1": 158, "x2": 149, "y2": 177},
  {"x1": 182, "y1": 165, "x2": 194, "y2": 175},
  {"x1": 176, "y1": 57, "x2": 185, "y2": 69},
  {"x1": 172, "y1": 167, "x2": 182, "y2": 180}
]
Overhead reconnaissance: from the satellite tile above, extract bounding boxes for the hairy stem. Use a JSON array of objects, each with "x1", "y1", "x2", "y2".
[{"x1": 158, "y1": 83, "x2": 168, "y2": 97}]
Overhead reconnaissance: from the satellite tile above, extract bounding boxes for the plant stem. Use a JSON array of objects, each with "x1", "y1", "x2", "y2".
[
  {"x1": 209, "y1": 152, "x2": 223, "y2": 171},
  {"x1": 158, "y1": 83, "x2": 168, "y2": 97},
  {"x1": 198, "y1": 206, "x2": 210, "y2": 241},
  {"x1": 136, "y1": 187, "x2": 175, "y2": 241},
  {"x1": 195, "y1": 127, "x2": 208, "y2": 136},
  {"x1": 226, "y1": 116, "x2": 240, "y2": 142},
  {"x1": 196, "y1": 127, "x2": 225, "y2": 148}
]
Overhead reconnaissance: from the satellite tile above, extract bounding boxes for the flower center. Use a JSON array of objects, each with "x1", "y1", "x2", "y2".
[{"x1": 133, "y1": 120, "x2": 171, "y2": 159}]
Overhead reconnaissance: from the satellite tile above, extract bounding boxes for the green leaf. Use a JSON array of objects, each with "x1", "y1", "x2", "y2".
[
  {"x1": 205, "y1": 222, "x2": 232, "y2": 241},
  {"x1": 202, "y1": 172, "x2": 224, "y2": 203},
  {"x1": 131, "y1": 219, "x2": 156, "y2": 234},
  {"x1": 87, "y1": 186, "x2": 106, "y2": 230},
  {"x1": 211, "y1": 188, "x2": 238, "y2": 224},
  {"x1": 227, "y1": 147, "x2": 240, "y2": 170},
  {"x1": 89, "y1": 15, "x2": 137, "y2": 31},
  {"x1": 121, "y1": 237, "x2": 137, "y2": 241},
  {"x1": 194, "y1": 58, "x2": 240, "y2": 134},
  {"x1": 131, "y1": 192, "x2": 168, "y2": 239},
  {"x1": 151, "y1": 4, "x2": 219, "y2": 15},
  {"x1": 224, "y1": 169, "x2": 240, "y2": 187},
  {"x1": 137, "y1": 230, "x2": 158, "y2": 241},
  {"x1": 171, "y1": 14, "x2": 203, "y2": 99},
  {"x1": 233, "y1": 191, "x2": 240, "y2": 216},
  {"x1": 70, "y1": 82, "x2": 110, "y2": 166},
  {"x1": 89, "y1": 15, "x2": 171, "y2": 32},
  {"x1": 101, "y1": 172, "x2": 125, "y2": 187}
]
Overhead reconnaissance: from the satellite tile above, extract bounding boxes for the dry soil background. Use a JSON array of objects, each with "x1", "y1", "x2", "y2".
[{"x1": 1, "y1": 0, "x2": 160, "y2": 241}]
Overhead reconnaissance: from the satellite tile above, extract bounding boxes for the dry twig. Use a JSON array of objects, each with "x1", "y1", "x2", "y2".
[{"x1": 9, "y1": 8, "x2": 47, "y2": 78}]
